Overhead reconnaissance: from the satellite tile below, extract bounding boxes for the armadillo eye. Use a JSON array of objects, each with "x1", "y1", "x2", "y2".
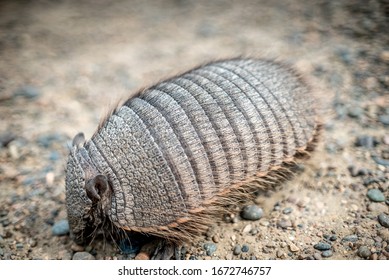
[{"x1": 85, "y1": 174, "x2": 109, "y2": 202}]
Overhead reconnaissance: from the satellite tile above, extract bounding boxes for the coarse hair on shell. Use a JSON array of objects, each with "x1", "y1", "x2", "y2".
[{"x1": 65, "y1": 56, "x2": 325, "y2": 257}]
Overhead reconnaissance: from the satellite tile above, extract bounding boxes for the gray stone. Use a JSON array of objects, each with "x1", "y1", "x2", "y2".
[
  {"x1": 240, "y1": 205, "x2": 263, "y2": 221},
  {"x1": 372, "y1": 155, "x2": 389, "y2": 167},
  {"x1": 367, "y1": 189, "x2": 385, "y2": 202},
  {"x1": 329, "y1": 235, "x2": 337, "y2": 241},
  {"x1": 355, "y1": 135, "x2": 377, "y2": 148},
  {"x1": 52, "y1": 219, "x2": 70, "y2": 236},
  {"x1": 313, "y1": 252, "x2": 321, "y2": 260},
  {"x1": 314, "y1": 242, "x2": 332, "y2": 251},
  {"x1": 342, "y1": 235, "x2": 358, "y2": 243},
  {"x1": 233, "y1": 245, "x2": 241, "y2": 255},
  {"x1": 379, "y1": 115, "x2": 389, "y2": 126},
  {"x1": 241, "y1": 244, "x2": 249, "y2": 253},
  {"x1": 72, "y1": 252, "x2": 95, "y2": 260},
  {"x1": 277, "y1": 219, "x2": 292, "y2": 229},
  {"x1": 348, "y1": 107, "x2": 363, "y2": 118},
  {"x1": 282, "y1": 207, "x2": 293, "y2": 214},
  {"x1": 203, "y1": 243, "x2": 217, "y2": 256},
  {"x1": 321, "y1": 250, "x2": 333, "y2": 258},
  {"x1": 378, "y1": 213, "x2": 389, "y2": 228},
  {"x1": 357, "y1": 246, "x2": 371, "y2": 259},
  {"x1": 14, "y1": 85, "x2": 41, "y2": 99}
]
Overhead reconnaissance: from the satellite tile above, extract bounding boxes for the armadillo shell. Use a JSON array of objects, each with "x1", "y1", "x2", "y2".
[{"x1": 66, "y1": 58, "x2": 319, "y2": 243}]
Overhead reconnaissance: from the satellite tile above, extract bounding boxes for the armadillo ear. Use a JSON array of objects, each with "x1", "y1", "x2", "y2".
[
  {"x1": 72, "y1": 132, "x2": 85, "y2": 147},
  {"x1": 85, "y1": 174, "x2": 109, "y2": 202}
]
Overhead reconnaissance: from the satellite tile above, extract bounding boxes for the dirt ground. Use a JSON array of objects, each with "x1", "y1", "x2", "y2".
[{"x1": 0, "y1": 0, "x2": 388, "y2": 260}]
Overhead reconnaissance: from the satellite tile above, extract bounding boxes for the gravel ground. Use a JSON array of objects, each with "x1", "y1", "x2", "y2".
[{"x1": 0, "y1": 0, "x2": 388, "y2": 260}]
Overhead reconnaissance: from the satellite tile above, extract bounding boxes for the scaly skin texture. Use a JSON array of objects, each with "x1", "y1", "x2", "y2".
[{"x1": 65, "y1": 58, "x2": 318, "y2": 245}]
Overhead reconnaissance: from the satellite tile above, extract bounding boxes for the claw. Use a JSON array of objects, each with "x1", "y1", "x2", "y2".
[{"x1": 134, "y1": 238, "x2": 182, "y2": 260}]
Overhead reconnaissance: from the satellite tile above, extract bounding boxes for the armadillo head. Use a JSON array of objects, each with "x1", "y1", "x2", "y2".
[{"x1": 65, "y1": 133, "x2": 111, "y2": 244}]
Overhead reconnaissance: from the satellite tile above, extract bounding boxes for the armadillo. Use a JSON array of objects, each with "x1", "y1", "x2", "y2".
[{"x1": 65, "y1": 58, "x2": 320, "y2": 258}]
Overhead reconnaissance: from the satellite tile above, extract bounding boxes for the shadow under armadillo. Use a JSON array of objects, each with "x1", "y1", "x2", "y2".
[{"x1": 98, "y1": 226, "x2": 182, "y2": 260}]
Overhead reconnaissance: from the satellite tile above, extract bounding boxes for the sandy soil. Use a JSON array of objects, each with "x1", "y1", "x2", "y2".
[{"x1": 0, "y1": 0, "x2": 388, "y2": 260}]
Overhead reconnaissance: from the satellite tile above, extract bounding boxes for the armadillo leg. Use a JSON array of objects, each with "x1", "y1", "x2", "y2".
[
  {"x1": 133, "y1": 238, "x2": 182, "y2": 260},
  {"x1": 151, "y1": 240, "x2": 182, "y2": 260}
]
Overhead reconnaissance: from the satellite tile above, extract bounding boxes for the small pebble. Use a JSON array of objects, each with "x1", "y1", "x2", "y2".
[
  {"x1": 233, "y1": 245, "x2": 242, "y2": 255},
  {"x1": 28, "y1": 239, "x2": 38, "y2": 248},
  {"x1": 383, "y1": 134, "x2": 389, "y2": 145},
  {"x1": 240, "y1": 205, "x2": 263, "y2": 221},
  {"x1": 372, "y1": 155, "x2": 389, "y2": 167},
  {"x1": 289, "y1": 243, "x2": 300, "y2": 252},
  {"x1": 14, "y1": 85, "x2": 41, "y2": 99},
  {"x1": 205, "y1": 229, "x2": 214, "y2": 238},
  {"x1": 342, "y1": 235, "x2": 358, "y2": 242},
  {"x1": 324, "y1": 234, "x2": 338, "y2": 241},
  {"x1": 325, "y1": 142, "x2": 338, "y2": 154},
  {"x1": 321, "y1": 250, "x2": 333, "y2": 258},
  {"x1": 358, "y1": 246, "x2": 371, "y2": 259},
  {"x1": 58, "y1": 250, "x2": 72, "y2": 260},
  {"x1": 276, "y1": 250, "x2": 286, "y2": 259},
  {"x1": 0, "y1": 132, "x2": 16, "y2": 148},
  {"x1": 72, "y1": 252, "x2": 95, "y2": 260},
  {"x1": 379, "y1": 115, "x2": 389, "y2": 126},
  {"x1": 329, "y1": 235, "x2": 337, "y2": 241},
  {"x1": 282, "y1": 207, "x2": 293, "y2": 214},
  {"x1": 348, "y1": 165, "x2": 369, "y2": 177},
  {"x1": 242, "y1": 224, "x2": 252, "y2": 233},
  {"x1": 355, "y1": 135, "x2": 377, "y2": 148},
  {"x1": 52, "y1": 219, "x2": 70, "y2": 236},
  {"x1": 45, "y1": 172, "x2": 55, "y2": 186},
  {"x1": 314, "y1": 242, "x2": 332, "y2": 251},
  {"x1": 367, "y1": 203, "x2": 387, "y2": 213},
  {"x1": 367, "y1": 189, "x2": 385, "y2": 202},
  {"x1": 203, "y1": 243, "x2": 217, "y2": 256},
  {"x1": 363, "y1": 177, "x2": 383, "y2": 186},
  {"x1": 378, "y1": 213, "x2": 389, "y2": 228},
  {"x1": 8, "y1": 143, "x2": 19, "y2": 159},
  {"x1": 241, "y1": 244, "x2": 249, "y2": 253},
  {"x1": 336, "y1": 48, "x2": 353, "y2": 64},
  {"x1": 212, "y1": 235, "x2": 220, "y2": 243},
  {"x1": 335, "y1": 104, "x2": 347, "y2": 119},
  {"x1": 348, "y1": 106, "x2": 363, "y2": 118},
  {"x1": 313, "y1": 252, "x2": 321, "y2": 260},
  {"x1": 277, "y1": 219, "x2": 292, "y2": 229},
  {"x1": 223, "y1": 214, "x2": 232, "y2": 223},
  {"x1": 16, "y1": 243, "x2": 24, "y2": 250},
  {"x1": 135, "y1": 252, "x2": 150, "y2": 260}
]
